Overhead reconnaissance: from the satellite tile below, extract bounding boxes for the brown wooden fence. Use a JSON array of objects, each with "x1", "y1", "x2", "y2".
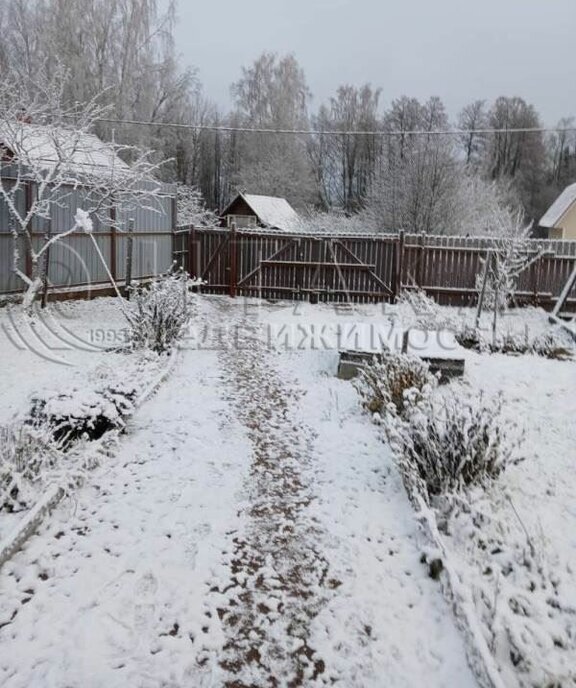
[{"x1": 173, "y1": 226, "x2": 576, "y2": 312}]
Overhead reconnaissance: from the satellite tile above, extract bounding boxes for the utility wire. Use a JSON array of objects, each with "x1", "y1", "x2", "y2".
[{"x1": 95, "y1": 116, "x2": 576, "y2": 137}]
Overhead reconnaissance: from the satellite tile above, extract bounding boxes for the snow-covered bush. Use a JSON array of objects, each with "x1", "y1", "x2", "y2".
[
  {"x1": 456, "y1": 323, "x2": 573, "y2": 359},
  {"x1": 126, "y1": 268, "x2": 193, "y2": 353},
  {"x1": 28, "y1": 385, "x2": 136, "y2": 448},
  {"x1": 531, "y1": 329, "x2": 573, "y2": 360},
  {"x1": 1, "y1": 383, "x2": 138, "y2": 511},
  {"x1": 397, "y1": 288, "x2": 457, "y2": 331},
  {"x1": 354, "y1": 352, "x2": 436, "y2": 418},
  {"x1": 0, "y1": 422, "x2": 64, "y2": 512},
  {"x1": 454, "y1": 323, "x2": 484, "y2": 351},
  {"x1": 393, "y1": 394, "x2": 516, "y2": 503},
  {"x1": 176, "y1": 185, "x2": 218, "y2": 227},
  {"x1": 444, "y1": 481, "x2": 576, "y2": 685}
]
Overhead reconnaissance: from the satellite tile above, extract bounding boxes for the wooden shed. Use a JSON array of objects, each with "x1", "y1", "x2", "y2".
[
  {"x1": 0, "y1": 123, "x2": 175, "y2": 297},
  {"x1": 220, "y1": 192, "x2": 300, "y2": 231}
]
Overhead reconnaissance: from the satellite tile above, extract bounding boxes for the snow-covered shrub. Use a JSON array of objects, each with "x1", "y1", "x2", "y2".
[
  {"x1": 126, "y1": 268, "x2": 193, "y2": 353},
  {"x1": 454, "y1": 324, "x2": 484, "y2": 351},
  {"x1": 456, "y1": 324, "x2": 574, "y2": 359},
  {"x1": 531, "y1": 329, "x2": 573, "y2": 360},
  {"x1": 354, "y1": 352, "x2": 436, "y2": 418},
  {"x1": 0, "y1": 422, "x2": 64, "y2": 512},
  {"x1": 494, "y1": 331, "x2": 531, "y2": 356},
  {"x1": 393, "y1": 394, "x2": 516, "y2": 503},
  {"x1": 28, "y1": 385, "x2": 136, "y2": 448},
  {"x1": 445, "y1": 485, "x2": 576, "y2": 685},
  {"x1": 397, "y1": 288, "x2": 457, "y2": 331},
  {"x1": 176, "y1": 184, "x2": 218, "y2": 227}
]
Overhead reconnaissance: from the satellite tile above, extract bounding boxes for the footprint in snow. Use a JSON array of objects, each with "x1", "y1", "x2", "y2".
[{"x1": 132, "y1": 571, "x2": 159, "y2": 651}]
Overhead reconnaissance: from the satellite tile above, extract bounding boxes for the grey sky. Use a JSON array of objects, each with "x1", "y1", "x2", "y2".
[{"x1": 170, "y1": 0, "x2": 575, "y2": 125}]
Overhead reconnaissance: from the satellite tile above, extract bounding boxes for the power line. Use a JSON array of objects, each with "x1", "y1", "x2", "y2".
[{"x1": 95, "y1": 116, "x2": 576, "y2": 137}]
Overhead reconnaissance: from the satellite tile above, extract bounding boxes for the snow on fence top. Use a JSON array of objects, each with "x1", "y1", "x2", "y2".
[
  {"x1": 540, "y1": 182, "x2": 576, "y2": 228},
  {"x1": 0, "y1": 123, "x2": 129, "y2": 179}
]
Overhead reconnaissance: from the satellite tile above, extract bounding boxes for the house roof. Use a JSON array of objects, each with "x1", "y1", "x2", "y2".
[
  {"x1": 0, "y1": 123, "x2": 129, "y2": 179},
  {"x1": 540, "y1": 182, "x2": 576, "y2": 228},
  {"x1": 223, "y1": 192, "x2": 300, "y2": 231}
]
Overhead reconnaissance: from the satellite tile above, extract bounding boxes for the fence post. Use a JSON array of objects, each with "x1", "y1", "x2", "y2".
[
  {"x1": 531, "y1": 255, "x2": 542, "y2": 306},
  {"x1": 229, "y1": 221, "x2": 237, "y2": 298},
  {"x1": 188, "y1": 225, "x2": 196, "y2": 278},
  {"x1": 41, "y1": 216, "x2": 52, "y2": 309},
  {"x1": 393, "y1": 230, "x2": 405, "y2": 303},
  {"x1": 124, "y1": 217, "x2": 134, "y2": 299},
  {"x1": 110, "y1": 205, "x2": 117, "y2": 282},
  {"x1": 475, "y1": 250, "x2": 491, "y2": 328},
  {"x1": 417, "y1": 231, "x2": 425, "y2": 288}
]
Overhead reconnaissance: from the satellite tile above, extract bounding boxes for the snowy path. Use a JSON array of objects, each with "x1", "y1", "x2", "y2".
[
  {"x1": 0, "y1": 316, "x2": 253, "y2": 687},
  {"x1": 0, "y1": 298, "x2": 476, "y2": 687}
]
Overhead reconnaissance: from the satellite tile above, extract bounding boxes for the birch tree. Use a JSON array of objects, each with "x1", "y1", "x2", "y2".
[
  {"x1": 230, "y1": 52, "x2": 315, "y2": 208},
  {"x1": 457, "y1": 100, "x2": 489, "y2": 167},
  {"x1": 311, "y1": 84, "x2": 382, "y2": 211}
]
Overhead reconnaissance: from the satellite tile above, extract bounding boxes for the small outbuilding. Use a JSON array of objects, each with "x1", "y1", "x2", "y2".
[
  {"x1": 539, "y1": 183, "x2": 576, "y2": 239},
  {"x1": 0, "y1": 123, "x2": 175, "y2": 297},
  {"x1": 220, "y1": 192, "x2": 300, "y2": 232}
]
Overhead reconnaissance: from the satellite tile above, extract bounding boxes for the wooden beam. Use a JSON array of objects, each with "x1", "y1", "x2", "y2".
[
  {"x1": 333, "y1": 239, "x2": 394, "y2": 296},
  {"x1": 260, "y1": 260, "x2": 377, "y2": 269},
  {"x1": 236, "y1": 239, "x2": 297, "y2": 287},
  {"x1": 551, "y1": 261, "x2": 576, "y2": 319}
]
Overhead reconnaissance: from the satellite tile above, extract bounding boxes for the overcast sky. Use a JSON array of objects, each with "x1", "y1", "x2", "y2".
[{"x1": 170, "y1": 0, "x2": 574, "y2": 125}]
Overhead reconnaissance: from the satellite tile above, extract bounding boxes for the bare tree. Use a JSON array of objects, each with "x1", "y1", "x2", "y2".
[
  {"x1": 0, "y1": 69, "x2": 167, "y2": 310},
  {"x1": 230, "y1": 52, "x2": 315, "y2": 208},
  {"x1": 311, "y1": 84, "x2": 382, "y2": 211},
  {"x1": 487, "y1": 97, "x2": 547, "y2": 221},
  {"x1": 457, "y1": 100, "x2": 489, "y2": 166},
  {"x1": 364, "y1": 97, "x2": 459, "y2": 233},
  {"x1": 1, "y1": 0, "x2": 195, "y2": 171},
  {"x1": 547, "y1": 117, "x2": 576, "y2": 186}
]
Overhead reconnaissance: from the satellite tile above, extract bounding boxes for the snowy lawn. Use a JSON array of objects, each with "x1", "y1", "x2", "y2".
[
  {"x1": 0, "y1": 296, "x2": 477, "y2": 687},
  {"x1": 0, "y1": 297, "x2": 179, "y2": 539},
  {"x1": 0, "y1": 294, "x2": 573, "y2": 686},
  {"x1": 260, "y1": 298, "x2": 576, "y2": 685},
  {"x1": 1, "y1": 297, "x2": 135, "y2": 424}
]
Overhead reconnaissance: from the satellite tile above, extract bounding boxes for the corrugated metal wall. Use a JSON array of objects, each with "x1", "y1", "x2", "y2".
[{"x1": 0, "y1": 176, "x2": 174, "y2": 295}]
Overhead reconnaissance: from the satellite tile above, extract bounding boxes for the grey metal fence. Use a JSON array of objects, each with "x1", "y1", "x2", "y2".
[{"x1": 0, "y1": 181, "x2": 175, "y2": 297}]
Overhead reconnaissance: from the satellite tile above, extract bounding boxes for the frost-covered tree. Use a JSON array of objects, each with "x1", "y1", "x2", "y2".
[
  {"x1": 457, "y1": 99, "x2": 489, "y2": 167},
  {"x1": 176, "y1": 184, "x2": 218, "y2": 226},
  {"x1": 0, "y1": 0, "x2": 201, "y2": 184},
  {"x1": 310, "y1": 84, "x2": 382, "y2": 211},
  {"x1": 0, "y1": 69, "x2": 166, "y2": 310},
  {"x1": 486, "y1": 97, "x2": 547, "y2": 221},
  {"x1": 548, "y1": 118, "x2": 576, "y2": 186},
  {"x1": 362, "y1": 97, "x2": 461, "y2": 233},
  {"x1": 230, "y1": 52, "x2": 315, "y2": 208}
]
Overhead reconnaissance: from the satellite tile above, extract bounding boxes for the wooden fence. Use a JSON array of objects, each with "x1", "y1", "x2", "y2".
[{"x1": 173, "y1": 226, "x2": 576, "y2": 313}]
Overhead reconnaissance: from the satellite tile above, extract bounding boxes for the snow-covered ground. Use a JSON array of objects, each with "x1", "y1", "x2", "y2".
[
  {"x1": 0, "y1": 298, "x2": 179, "y2": 541},
  {"x1": 0, "y1": 298, "x2": 130, "y2": 424},
  {"x1": 0, "y1": 294, "x2": 574, "y2": 686}
]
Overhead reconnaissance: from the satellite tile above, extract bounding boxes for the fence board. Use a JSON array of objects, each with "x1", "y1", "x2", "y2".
[{"x1": 172, "y1": 226, "x2": 576, "y2": 312}]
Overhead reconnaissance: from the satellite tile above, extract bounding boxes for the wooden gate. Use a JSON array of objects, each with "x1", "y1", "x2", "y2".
[
  {"x1": 174, "y1": 226, "x2": 398, "y2": 303},
  {"x1": 173, "y1": 226, "x2": 576, "y2": 311}
]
